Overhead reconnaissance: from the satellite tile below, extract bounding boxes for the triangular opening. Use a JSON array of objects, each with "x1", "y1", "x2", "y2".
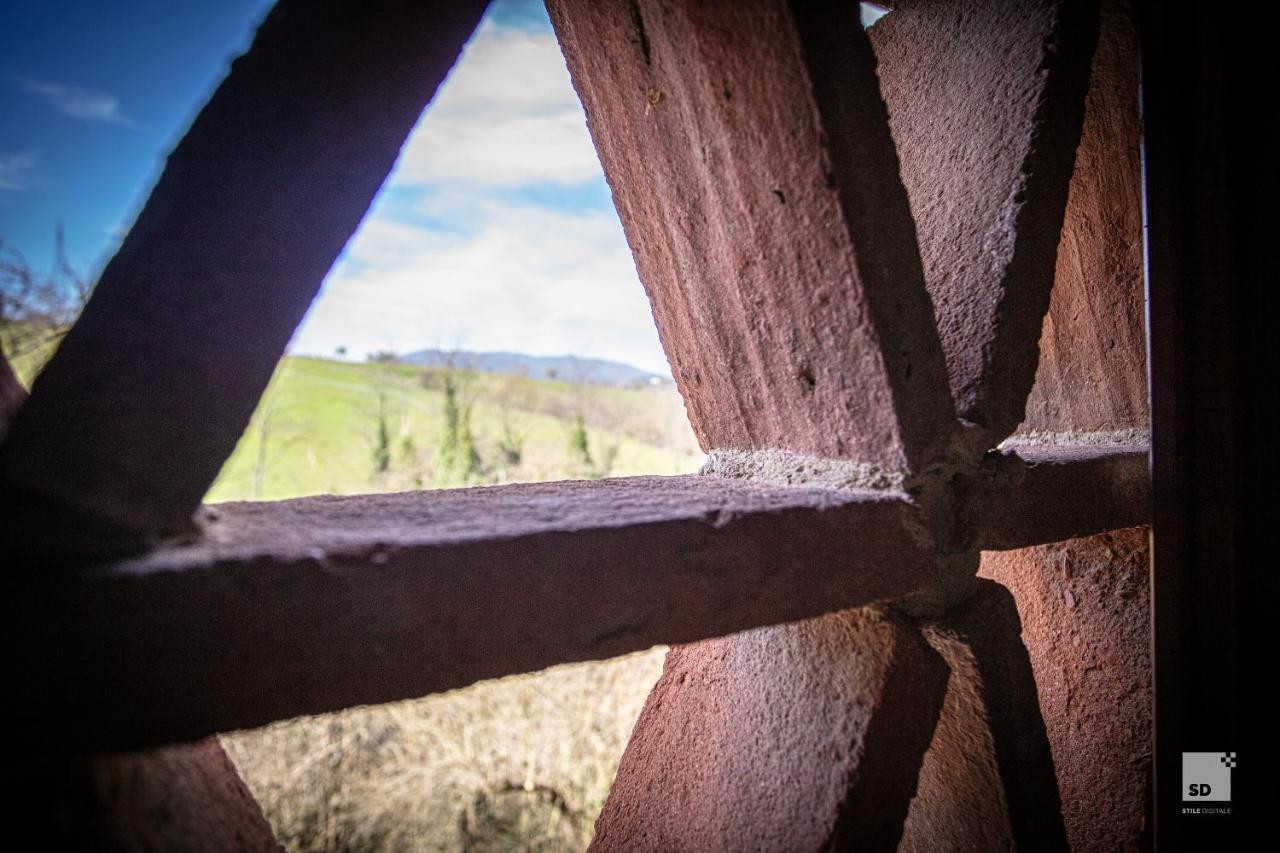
[{"x1": 206, "y1": 0, "x2": 700, "y2": 502}]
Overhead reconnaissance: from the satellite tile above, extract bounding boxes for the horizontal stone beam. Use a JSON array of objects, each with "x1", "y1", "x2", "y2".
[
  {"x1": 960, "y1": 438, "x2": 1150, "y2": 550},
  {"x1": 10, "y1": 475, "x2": 929, "y2": 751},
  {"x1": 10, "y1": 444, "x2": 1147, "y2": 752}
]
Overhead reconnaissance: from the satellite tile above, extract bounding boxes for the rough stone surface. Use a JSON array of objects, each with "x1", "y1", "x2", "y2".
[
  {"x1": 1021, "y1": 0, "x2": 1147, "y2": 433},
  {"x1": 902, "y1": 579, "x2": 1068, "y2": 852},
  {"x1": 0, "y1": 0, "x2": 488, "y2": 543},
  {"x1": 549, "y1": 0, "x2": 958, "y2": 474},
  {"x1": 979, "y1": 527, "x2": 1151, "y2": 852},
  {"x1": 699, "y1": 446, "x2": 907, "y2": 491},
  {"x1": 88, "y1": 740, "x2": 281, "y2": 851},
  {"x1": 960, "y1": 438, "x2": 1149, "y2": 551},
  {"x1": 591, "y1": 607, "x2": 948, "y2": 852},
  {"x1": 10, "y1": 475, "x2": 938, "y2": 750},
  {"x1": 870, "y1": 0, "x2": 1100, "y2": 445}
]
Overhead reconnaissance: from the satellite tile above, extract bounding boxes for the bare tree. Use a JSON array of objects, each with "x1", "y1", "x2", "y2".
[
  {"x1": 0, "y1": 227, "x2": 91, "y2": 377},
  {"x1": 488, "y1": 369, "x2": 531, "y2": 481},
  {"x1": 366, "y1": 352, "x2": 401, "y2": 483},
  {"x1": 429, "y1": 349, "x2": 485, "y2": 486},
  {"x1": 560, "y1": 359, "x2": 619, "y2": 480}
]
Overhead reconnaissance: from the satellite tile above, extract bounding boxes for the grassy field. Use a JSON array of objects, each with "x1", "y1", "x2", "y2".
[
  {"x1": 204, "y1": 355, "x2": 696, "y2": 851},
  {"x1": 206, "y1": 356, "x2": 701, "y2": 502}
]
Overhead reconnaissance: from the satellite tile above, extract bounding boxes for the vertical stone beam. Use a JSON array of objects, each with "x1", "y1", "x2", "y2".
[
  {"x1": 901, "y1": 580, "x2": 1068, "y2": 853},
  {"x1": 549, "y1": 0, "x2": 958, "y2": 475},
  {"x1": 979, "y1": 529, "x2": 1151, "y2": 852},
  {"x1": 0, "y1": 0, "x2": 488, "y2": 549},
  {"x1": 592, "y1": 607, "x2": 949, "y2": 852},
  {"x1": 0, "y1": 351, "x2": 277, "y2": 849},
  {"x1": 869, "y1": 0, "x2": 1100, "y2": 445}
]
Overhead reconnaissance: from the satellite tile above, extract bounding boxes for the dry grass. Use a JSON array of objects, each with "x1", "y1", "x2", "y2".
[{"x1": 222, "y1": 648, "x2": 665, "y2": 852}]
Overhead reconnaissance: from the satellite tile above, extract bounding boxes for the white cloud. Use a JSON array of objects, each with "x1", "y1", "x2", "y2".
[
  {"x1": 290, "y1": 201, "x2": 669, "y2": 376},
  {"x1": 0, "y1": 151, "x2": 36, "y2": 191},
  {"x1": 393, "y1": 19, "x2": 602, "y2": 187},
  {"x1": 22, "y1": 79, "x2": 136, "y2": 127},
  {"x1": 288, "y1": 8, "x2": 671, "y2": 377}
]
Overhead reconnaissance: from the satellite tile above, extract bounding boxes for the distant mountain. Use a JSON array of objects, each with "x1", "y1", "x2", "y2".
[{"x1": 400, "y1": 349, "x2": 671, "y2": 389}]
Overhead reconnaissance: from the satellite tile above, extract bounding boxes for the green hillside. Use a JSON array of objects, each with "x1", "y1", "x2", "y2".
[{"x1": 206, "y1": 355, "x2": 702, "y2": 503}]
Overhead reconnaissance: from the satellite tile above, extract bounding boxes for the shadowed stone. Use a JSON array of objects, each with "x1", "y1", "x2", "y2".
[
  {"x1": 591, "y1": 607, "x2": 948, "y2": 852},
  {"x1": 870, "y1": 0, "x2": 1101, "y2": 445},
  {"x1": 980, "y1": 527, "x2": 1151, "y2": 852},
  {"x1": 902, "y1": 579, "x2": 1068, "y2": 852},
  {"x1": 2, "y1": 739, "x2": 281, "y2": 851},
  {"x1": 550, "y1": 5, "x2": 1120, "y2": 846},
  {"x1": 0, "y1": 351, "x2": 278, "y2": 850},
  {"x1": 549, "y1": 0, "x2": 958, "y2": 476},
  {"x1": 0, "y1": 0, "x2": 488, "y2": 547},
  {"x1": 0, "y1": 352, "x2": 22, "y2": 439}
]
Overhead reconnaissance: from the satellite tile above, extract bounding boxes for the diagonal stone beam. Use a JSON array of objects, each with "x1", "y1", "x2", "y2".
[
  {"x1": 901, "y1": 579, "x2": 1068, "y2": 852},
  {"x1": 0, "y1": 349, "x2": 278, "y2": 850},
  {"x1": 1019, "y1": 0, "x2": 1147, "y2": 436},
  {"x1": 548, "y1": 0, "x2": 958, "y2": 476},
  {"x1": 0, "y1": 353, "x2": 22, "y2": 439},
  {"x1": 869, "y1": 0, "x2": 1101, "y2": 446},
  {"x1": 0, "y1": 0, "x2": 489, "y2": 548},
  {"x1": 2, "y1": 740, "x2": 283, "y2": 851},
  {"x1": 591, "y1": 606, "x2": 949, "y2": 852}
]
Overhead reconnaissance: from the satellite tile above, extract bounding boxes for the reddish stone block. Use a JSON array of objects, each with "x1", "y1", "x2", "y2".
[
  {"x1": 902, "y1": 579, "x2": 1068, "y2": 852},
  {"x1": 0, "y1": 0, "x2": 488, "y2": 544},
  {"x1": 979, "y1": 528, "x2": 1151, "y2": 852},
  {"x1": 86, "y1": 740, "x2": 280, "y2": 851},
  {"x1": 549, "y1": 0, "x2": 958, "y2": 475},
  {"x1": 591, "y1": 607, "x2": 948, "y2": 852},
  {"x1": 870, "y1": 0, "x2": 1100, "y2": 444},
  {"x1": 1022, "y1": 0, "x2": 1147, "y2": 433}
]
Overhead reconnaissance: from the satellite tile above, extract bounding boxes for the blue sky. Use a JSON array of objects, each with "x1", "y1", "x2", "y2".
[
  {"x1": 1, "y1": 0, "x2": 672, "y2": 375},
  {"x1": 0, "y1": 0, "x2": 275, "y2": 270}
]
